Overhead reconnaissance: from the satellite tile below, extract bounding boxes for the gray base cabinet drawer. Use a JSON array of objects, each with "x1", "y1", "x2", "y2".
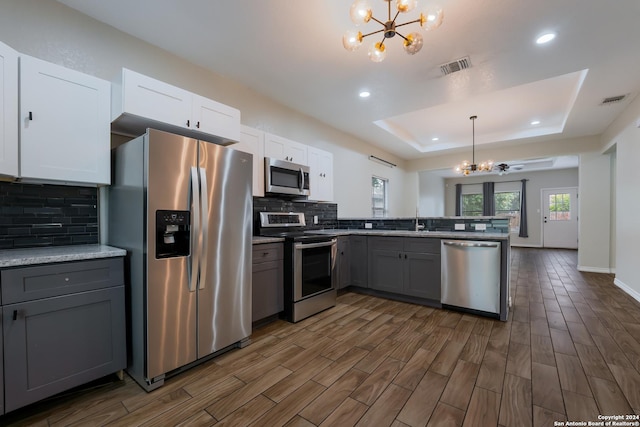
[{"x1": 1, "y1": 258, "x2": 124, "y2": 304}]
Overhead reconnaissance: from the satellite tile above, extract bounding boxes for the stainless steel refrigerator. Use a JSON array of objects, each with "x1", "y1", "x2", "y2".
[{"x1": 108, "y1": 128, "x2": 252, "y2": 391}]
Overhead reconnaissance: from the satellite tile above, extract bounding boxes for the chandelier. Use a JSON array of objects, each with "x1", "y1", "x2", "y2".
[
  {"x1": 455, "y1": 116, "x2": 494, "y2": 176},
  {"x1": 342, "y1": 0, "x2": 444, "y2": 63}
]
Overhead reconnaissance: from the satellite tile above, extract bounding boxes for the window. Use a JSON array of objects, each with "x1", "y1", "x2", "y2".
[
  {"x1": 460, "y1": 189, "x2": 522, "y2": 233},
  {"x1": 548, "y1": 193, "x2": 571, "y2": 220},
  {"x1": 461, "y1": 193, "x2": 483, "y2": 216},
  {"x1": 372, "y1": 176, "x2": 388, "y2": 218},
  {"x1": 495, "y1": 191, "x2": 521, "y2": 232}
]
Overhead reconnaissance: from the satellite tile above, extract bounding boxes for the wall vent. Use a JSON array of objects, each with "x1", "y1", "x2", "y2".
[
  {"x1": 600, "y1": 94, "x2": 627, "y2": 106},
  {"x1": 440, "y1": 56, "x2": 471, "y2": 76}
]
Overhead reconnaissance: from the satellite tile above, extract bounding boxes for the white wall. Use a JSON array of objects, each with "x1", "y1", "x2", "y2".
[
  {"x1": 601, "y1": 94, "x2": 640, "y2": 302},
  {"x1": 418, "y1": 171, "x2": 445, "y2": 217},
  {"x1": 0, "y1": 0, "x2": 416, "y2": 219},
  {"x1": 444, "y1": 168, "x2": 579, "y2": 247},
  {"x1": 577, "y1": 152, "x2": 612, "y2": 273}
]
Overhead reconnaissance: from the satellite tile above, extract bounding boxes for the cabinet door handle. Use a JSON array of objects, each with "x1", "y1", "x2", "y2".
[
  {"x1": 13, "y1": 310, "x2": 17, "y2": 321},
  {"x1": 405, "y1": 254, "x2": 408, "y2": 259},
  {"x1": 398, "y1": 253, "x2": 401, "y2": 259},
  {"x1": 187, "y1": 119, "x2": 190, "y2": 127},
  {"x1": 28, "y1": 111, "x2": 33, "y2": 121},
  {"x1": 263, "y1": 252, "x2": 269, "y2": 256},
  {"x1": 196, "y1": 121, "x2": 200, "y2": 129}
]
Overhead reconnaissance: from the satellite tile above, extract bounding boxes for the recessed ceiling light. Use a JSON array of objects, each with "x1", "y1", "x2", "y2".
[
  {"x1": 432, "y1": 137, "x2": 439, "y2": 141},
  {"x1": 536, "y1": 32, "x2": 556, "y2": 44},
  {"x1": 531, "y1": 120, "x2": 541, "y2": 125},
  {"x1": 359, "y1": 91, "x2": 370, "y2": 98}
]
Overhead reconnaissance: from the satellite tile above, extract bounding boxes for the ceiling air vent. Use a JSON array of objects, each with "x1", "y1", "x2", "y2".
[
  {"x1": 600, "y1": 94, "x2": 627, "y2": 106},
  {"x1": 440, "y1": 56, "x2": 471, "y2": 76}
]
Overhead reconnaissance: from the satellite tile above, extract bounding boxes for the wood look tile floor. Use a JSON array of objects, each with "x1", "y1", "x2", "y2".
[{"x1": 3, "y1": 248, "x2": 640, "y2": 427}]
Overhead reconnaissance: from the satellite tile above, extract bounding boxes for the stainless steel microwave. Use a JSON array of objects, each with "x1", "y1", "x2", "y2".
[{"x1": 264, "y1": 157, "x2": 310, "y2": 197}]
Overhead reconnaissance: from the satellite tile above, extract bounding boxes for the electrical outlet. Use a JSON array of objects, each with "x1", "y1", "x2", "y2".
[
  {"x1": 313, "y1": 215, "x2": 318, "y2": 225},
  {"x1": 475, "y1": 224, "x2": 487, "y2": 231},
  {"x1": 454, "y1": 223, "x2": 465, "y2": 230},
  {"x1": 364, "y1": 223, "x2": 373, "y2": 229}
]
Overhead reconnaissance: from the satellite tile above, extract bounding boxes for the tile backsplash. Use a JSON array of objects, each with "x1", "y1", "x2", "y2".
[{"x1": 0, "y1": 182, "x2": 98, "y2": 249}]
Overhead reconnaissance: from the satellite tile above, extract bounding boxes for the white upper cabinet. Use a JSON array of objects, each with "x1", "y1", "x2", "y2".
[
  {"x1": 191, "y1": 94, "x2": 240, "y2": 140},
  {"x1": 19, "y1": 55, "x2": 110, "y2": 185},
  {"x1": 232, "y1": 125, "x2": 265, "y2": 197},
  {"x1": 0, "y1": 42, "x2": 18, "y2": 178},
  {"x1": 113, "y1": 68, "x2": 191, "y2": 129},
  {"x1": 112, "y1": 68, "x2": 240, "y2": 144},
  {"x1": 264, "y1": 133, "x2": 307, "y2": 165},
  {"x1": 307, "y1": 146, "x2": 334, "y2": 202}
]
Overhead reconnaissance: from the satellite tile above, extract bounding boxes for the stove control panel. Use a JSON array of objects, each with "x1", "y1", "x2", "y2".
[{"x1": 260, "y1": 212, "x2": 306, "y2": 228}]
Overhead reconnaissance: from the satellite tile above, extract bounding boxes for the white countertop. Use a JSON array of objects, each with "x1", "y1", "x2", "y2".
[{"x1": 0, "y1": 244, "x2": 127, "y2": 268}]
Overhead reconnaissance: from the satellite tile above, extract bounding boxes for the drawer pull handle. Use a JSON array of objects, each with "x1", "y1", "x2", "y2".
[
  {"x1": 13, "y1": 310, "x2": 17, "y2": 321},
  {"x1": 65, "y1": 277, "x2": 70, "y2": 282},
  {"x1": 263, "y1": 252, "x2": 269, "y2": 256}
]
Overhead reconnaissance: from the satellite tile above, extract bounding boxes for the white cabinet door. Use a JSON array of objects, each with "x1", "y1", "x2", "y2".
[
  {"x1": 233, "y1": 125, "x2": 264, "y2": 197},
  {"x1": 19, "y1": 55, "x2": 110, "y2": 184},
  {"x1": 117, "y1": 68, "x2": 191, "y2": 129},
  {"x1": 0, "y1": 42, "x2": 18, "y2": 177},
  {"x1": 113, "y1": 69, "x2": 241, "y2": 144},
  {"x1": 308, "y1": 146, "x2": 334, "y2": 201},
  {"x1": 192, "y1": 94, "x2": 240, "y2": 143},
  {"x1": 264, "y1": 133, "x2": 307, "y2": 165}
]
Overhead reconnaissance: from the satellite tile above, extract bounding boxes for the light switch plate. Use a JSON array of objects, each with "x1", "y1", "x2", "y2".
[
  {"x1": 454, "y1": 224, "x2": 465, "y2": 230},
  {"x1": 475, "y1": 223, "x2": 487, "y2": 231},
  {"x1": 365, "y1": 223, "x2": 373, "y2": 229}
]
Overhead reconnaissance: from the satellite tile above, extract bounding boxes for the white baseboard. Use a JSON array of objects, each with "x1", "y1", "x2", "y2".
[
  {"x1": 614, "y1": 278, "x2": 640, "y2": 304},
  {"x1": 577, "y1": 265, "x2": 613, "y2": 274}
]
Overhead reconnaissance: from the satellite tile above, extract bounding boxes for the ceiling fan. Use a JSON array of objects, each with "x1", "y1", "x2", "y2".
[{"x1": 495, "y1": 163, "x2": 510, "y2": 175}]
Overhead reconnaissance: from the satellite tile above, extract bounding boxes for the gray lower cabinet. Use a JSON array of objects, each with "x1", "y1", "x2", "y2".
[
  {"x1": 368, "y1": 237, "x2": 441, "y2": 301},
  {"x1": 337, "y1": 236, "x2": 350, "y2": 289},
  {"x1": 0, "y1": 257, "x2": 126, "y2": 414},
  {"x1": 368, "y1": 238, "x2": 404, "y2": 294},
  {"x1": 252, "y1": 243, "x2": 283, "y2": 322},
  {"x1": 350, "y1": 236, "x2": 368, "y2": 288}
]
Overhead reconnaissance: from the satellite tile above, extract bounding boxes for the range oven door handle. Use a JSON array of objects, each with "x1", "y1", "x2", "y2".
[{"x1": 294, "y1": 239, "x2": 337, "y2": 250}]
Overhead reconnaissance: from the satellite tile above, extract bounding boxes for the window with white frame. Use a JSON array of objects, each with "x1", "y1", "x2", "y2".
[{"x1": 372, "y1": 176, "x2": 388, "y2": 218}]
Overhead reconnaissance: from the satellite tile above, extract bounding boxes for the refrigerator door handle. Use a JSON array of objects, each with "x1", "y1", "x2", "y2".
[
  {"x1": 189, "y1": 166, "x2": 201, "y2": 292},
  {"x1": 198, "y1": 167, "x2": 209, "y2": 290}
]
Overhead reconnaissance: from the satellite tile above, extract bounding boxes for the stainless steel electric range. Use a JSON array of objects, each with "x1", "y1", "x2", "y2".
[{"x1": 259, "y1": 212, "x2": 337, "y2": 322}]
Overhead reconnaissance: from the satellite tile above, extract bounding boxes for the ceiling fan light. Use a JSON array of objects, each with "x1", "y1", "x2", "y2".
[
  {"x1": 421, "y1": 6, "x2": 444, "y2": 31},
  {"x1": 368, "y1": 42, "x2": 386, "y2": 62},
  {"x1": 350, "y1": 0, "x2": 373, "y2": 25},
  {"x1": 343, "y1": 30, "x2": 363, "y2": 51},
  {"x1": 396, "y1": 0, "x2": 417, "y2": 13},
  {"x1": 403, "y1": 32, "x2": 423, "y2": 55}
]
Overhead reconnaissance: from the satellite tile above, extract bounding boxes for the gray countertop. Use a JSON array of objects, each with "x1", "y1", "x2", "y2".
[
  {"x1": 311, "y1": 229, "x2": 510, "y2": 240},
  {"x1": 0, "y1": 244, "x2": 127, "y2": 268}
]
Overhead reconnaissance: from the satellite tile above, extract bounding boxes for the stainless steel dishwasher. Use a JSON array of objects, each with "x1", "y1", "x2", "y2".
[{"x1": 441, "y1": 240, "x2": 501, "y2": 315}]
